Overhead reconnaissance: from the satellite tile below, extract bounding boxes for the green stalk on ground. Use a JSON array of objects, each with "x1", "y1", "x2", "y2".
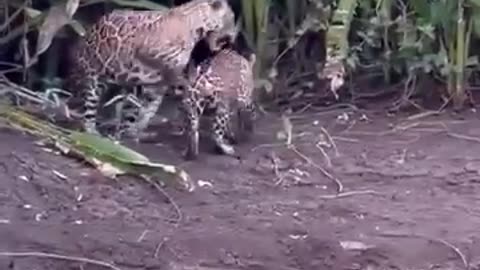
[{"x1": 0, "y1": 105, "x2": 194, "y2": 192}]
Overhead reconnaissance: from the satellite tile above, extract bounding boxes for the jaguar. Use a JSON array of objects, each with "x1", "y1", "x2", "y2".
[
  {"x1": 66, "y1": 0, "x2": 237, "y2": 139},
  {"x1": 180, "y1": 44, "x2": 256, "y2": 160}
]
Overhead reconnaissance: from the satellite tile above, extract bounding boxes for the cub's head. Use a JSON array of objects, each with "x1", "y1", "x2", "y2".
[
  {"x1": 180, "y1": 0, "x2": 237, "y2": 51},
  {"x1": 206, "y1": 0, "x2": 236, "y2": 35}
]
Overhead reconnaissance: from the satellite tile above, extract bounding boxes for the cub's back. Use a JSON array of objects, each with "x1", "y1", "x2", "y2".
[{"x1": 191, "y1": 48, "x2": 255, "y2": 100}]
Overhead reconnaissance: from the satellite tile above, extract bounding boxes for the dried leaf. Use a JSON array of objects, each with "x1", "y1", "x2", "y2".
[
  {"x1": 24, "y1": 7, "x2": 42, "y2": 18},
  {"x1": 65, "y1": 0, "x2": 80, "y2": 17},
  {"x1": 92, "y1": 158, "x2": 125, "y2": 178},
  {"x1": 340, "y1": 241, "x2": 373, "y2": 251},
  {"x1": 68, "y1": 20, "x2": 86, "y2": 37},
  {"x1": 109, "y1": 0, "x2": 167, "y2": 10},
  {"x1": 35, "y1": 2, "x2": 77, "y2": 56}
]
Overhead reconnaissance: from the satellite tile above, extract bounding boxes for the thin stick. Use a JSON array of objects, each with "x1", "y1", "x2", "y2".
[
  {"x1": 289, "y1": 144, "x2": 344, "y2": 193},
  {"x1": 406, "y1": 110, "x2": 443, "y2": 121},
  {"x1": 0, "y1": 2, "x2": 27, "y2": 33},
  {"x1": 153, "y1": 240, "x2": 165, "y2": 258},
  {"x1": 317, "y1": 190, "x2": 378, "y2": 199},
  {"x1": 378, "y1": 232, "x2": 469, "y2": 270},
  {"x1": 136, "y1": 230, "x2": 149, "y2": 242},
  {"x1": 315, "y1": 143, "x2": 332, "y2": 167},
  {"x1": 0, "y1": 251, "x2": 122, "y2": 270},
  {"x1": 320, "y1": 126, "x2": 339, "y2": 157},
  {"x1": 251, "y1": 142, "x2": 285, "y2": 152},
  {"x1": 331, "y1": 136, "x2": 359, "y2": 143},
  {"x1": 268, "y1": 152, "x2": 284, "y2": 186},
  {"x1": 142, "y1": 176, "x2": 182, "y2": 226},
  {"x1": 345, "y1": 120, "x2": 462, "y2": 137},
  {"x1": 447, "y1": 132, "x2": 480, "y2": 144}
]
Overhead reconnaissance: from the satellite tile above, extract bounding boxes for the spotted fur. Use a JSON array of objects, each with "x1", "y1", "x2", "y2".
[
  {"x1": 66, "y1": 0, "x2": 237, "y2": 138},
  {"x1": 181, "y1": 47, "x2": 256, "y2": 159}
]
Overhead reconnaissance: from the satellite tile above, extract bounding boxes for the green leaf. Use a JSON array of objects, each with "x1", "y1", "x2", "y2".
[
  {"x1": 108, "y1": 0, "x2": 167, "y2": 10},
  {"x1": 24, "y1": 7, "x2": 42, "y2": 18},
  {"x1": 0, "y1": 106, "x2": 193, "y2": 192},
  {"x1": 69, "y1": 132, "x2": 150, "y2": 163},
  {"x1": 409, "y1": 0, "x2": 431, "y2": 21},
  {"x1": 470, "y1": 0, "x2": 480, "y2": 8},
  {"x1": 68, "y1": 20, "x2": 87, "y2": 37}
]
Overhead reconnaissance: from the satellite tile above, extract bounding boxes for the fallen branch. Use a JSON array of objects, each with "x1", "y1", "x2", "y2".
[
  {"x1": 0, "y1": 251, "x2": 122, "y2": 270},
  {"x1": 447, "y1": 132, "x2": 480, "y2": 144},
  {"x1": 377, "y1": 232, "x2": 469, "y2": 270}
]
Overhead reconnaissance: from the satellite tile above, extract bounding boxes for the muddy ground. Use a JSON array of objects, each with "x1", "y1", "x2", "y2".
[{"x1": 1, "y1": 99, "x2": 480, "y2": 270}]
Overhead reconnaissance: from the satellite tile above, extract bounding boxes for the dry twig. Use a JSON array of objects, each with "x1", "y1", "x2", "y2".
[
  {"x1": 345, "y1": 120, "x2": 463, "y2": 137},
  {"x1": 268, "y1": 151, "x2": 285, "y2": 186},
  {"x1": 289, "y1": 144, "x2": 344, "y2": 193},
  {"x1": 320, "y1": 126, "x2": 339, "y2": 157},
  {"x1": 0, "y1": 251, "x2": 122, "y2": 270},
  {"x1": 331, "y1": 136, "x2": 359, "y2": 143},
  {"x1": 317, "y1": 190, "x2": 378, "y2": 199},
  {"x1": 288, "y1": 103, "x2": 359, "y2": 120},
  {"x1": 447, "y1": 132, "x2": 480, "y2": 144},
  {"x1": 314, "y1": 143, "x2": 332, "y2": 167},
  {"x1": 142, "y1": 177, "x2": 182, "y2": 226},
  {"x1": 378, "y1": 232, "x2": 469, "y2": 270}
]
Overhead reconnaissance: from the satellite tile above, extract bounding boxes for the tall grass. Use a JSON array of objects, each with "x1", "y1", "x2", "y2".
[{"x1": 2, "y1": 0, "x2": 480, "y2": 110}]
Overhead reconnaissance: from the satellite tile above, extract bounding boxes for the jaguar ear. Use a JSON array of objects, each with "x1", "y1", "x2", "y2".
[{"x1": 210, "y1": 0, "x2": 223, "y2": 10}]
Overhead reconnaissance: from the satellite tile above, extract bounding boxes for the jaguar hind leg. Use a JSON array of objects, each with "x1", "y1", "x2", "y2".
[
  {"x1": 82, "y1": 76, "x2": 103, "y2": 135},
  {"x1": 121, "y1": 85, "x2": 166, "y2": 141},
  {"x1": 235, "y1": 101, "x2": 256, "y2": 143}
]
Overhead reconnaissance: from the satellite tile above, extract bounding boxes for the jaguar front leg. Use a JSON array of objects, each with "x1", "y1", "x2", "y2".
[
  {"x1": 210, "y1": 104, "x2": 237, "y2": 157},
  {"x1": 181, "y1": 94, "x2": 202, "y2": 160}
]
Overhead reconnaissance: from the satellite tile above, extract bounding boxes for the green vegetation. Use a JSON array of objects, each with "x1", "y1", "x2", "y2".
[{"x1": 2, "y1": 0, "x2": 479, "y2": 108}]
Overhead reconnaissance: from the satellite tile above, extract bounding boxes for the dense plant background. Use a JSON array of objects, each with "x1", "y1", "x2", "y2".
[{"x1": 1, "y1": 0, "x2": 480, "y2": 112}]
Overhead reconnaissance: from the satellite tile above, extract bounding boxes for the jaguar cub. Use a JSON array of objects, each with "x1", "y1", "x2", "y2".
[
  {"x1": 181, "y1": 46, "x2": 256, "y2": 160},
  {"x1": 66, "y1": 0, "x2": 237, "y2": 138}
]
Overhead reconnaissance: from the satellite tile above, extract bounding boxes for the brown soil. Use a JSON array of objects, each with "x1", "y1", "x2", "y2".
[{"x1": 1, "y1": 102, "x2": 480, "y2": 270}]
